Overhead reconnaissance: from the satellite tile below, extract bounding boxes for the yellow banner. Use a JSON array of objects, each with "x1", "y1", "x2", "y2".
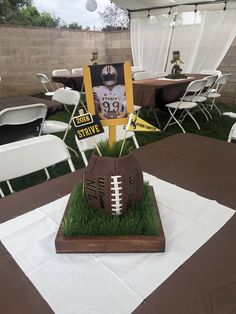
[{"x1": 126, "y1": 113, "x2": 160, "y2": 132}]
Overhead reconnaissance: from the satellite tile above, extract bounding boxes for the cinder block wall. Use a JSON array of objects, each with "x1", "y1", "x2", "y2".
[
  {"x1": 0, "y1": 25, "x2": 106, "y2": 97},
  {"x1": 218, "y1": 37, "x2": 236, "y2": 106},
  {"x1": 105, "y1": 30, "x2": 132, "y2": 64},
  {"x1": 0, "y1": 25, "x2": 235, "y2": 107}
]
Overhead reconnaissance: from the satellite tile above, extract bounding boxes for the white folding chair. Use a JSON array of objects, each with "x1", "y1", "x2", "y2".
[
  {"x1": 52, "y1": 69, "x2": 71, "y2": 89},
  {"x1": 163, "y1": 79, "x2": 207, "y2": 133},
  {"x1": 52, "y1": 69, "x2": 71, "y2": 77},
  {"x1": 200, "y1": 69, "x2": 222, "y2": 78},
  {"x1": 183, "y1": 75, "x2": 217, "y2": 121},
  {"x1": 36, "y1": 73, "x2": 55, "y2": 97},
  {"x1": 206, "y1": 73, "x2": 231, "y2": 116},
  {"x1": 133, "y1": 71, "x2": 154, "y2": 81},
  {"x1": 0, "y1": 135, "x2": 75, "y2": 197},
  {"x1": 41, "y1": 88, "x2": 81, "y2": 156},
  {"x1": 71, "y1": 68, "x2": 83, "y2": 76},
  {"x1": 0, "y1": 103, "x2": 48, "y2": 137},
  {"x1": 227, "y1": 122, "x2": 236, "y2": 143},
  {"x1": 75, "y1": 125, "x2": 139, "y2": 166}
]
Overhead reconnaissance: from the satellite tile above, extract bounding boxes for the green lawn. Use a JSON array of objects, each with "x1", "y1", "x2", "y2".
[{"x1": 1, "y1": 102, "x2": 236, "y2": 196}]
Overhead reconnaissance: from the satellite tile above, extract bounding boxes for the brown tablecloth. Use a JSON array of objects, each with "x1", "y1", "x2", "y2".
[
  {"x1": 52, "y1": 75, "x2": 83, "y2": 91},
  {"x1": 0, "y1": 96, "x2": 62, "y2": 144},
  {"x1": 133, "y1": 74, "x2": 205, "y2": 109},
  {"x1": 0, "y1": 134, "x2": 236, "y2": 314}
]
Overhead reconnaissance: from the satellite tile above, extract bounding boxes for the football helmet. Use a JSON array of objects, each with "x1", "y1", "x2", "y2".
[{"x1": 101, "y1": 65, "x2": 118, "y2": 86}]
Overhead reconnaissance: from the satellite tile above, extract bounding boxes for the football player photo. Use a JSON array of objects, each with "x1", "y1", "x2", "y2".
[{"x1": 92, "y1": 64, "x2": 127, "y2": 120}]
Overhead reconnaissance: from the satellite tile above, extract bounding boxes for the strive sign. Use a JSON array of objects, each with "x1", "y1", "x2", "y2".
[{"x1": 73, "y1": 113, "x2": 104, "y2": 140}]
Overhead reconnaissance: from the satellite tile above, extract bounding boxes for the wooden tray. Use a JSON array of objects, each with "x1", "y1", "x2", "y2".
[{"x1": 55, "y1": 187, "x2": 165, "y2": 253}]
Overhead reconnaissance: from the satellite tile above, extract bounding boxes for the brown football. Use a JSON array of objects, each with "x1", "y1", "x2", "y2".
[{"x1": 84, "y1": 154, "x2": 144, "y2": 215}]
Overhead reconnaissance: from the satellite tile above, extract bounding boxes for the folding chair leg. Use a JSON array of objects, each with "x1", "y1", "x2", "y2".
[
  {"x1": 44, "y1": 168, "x2": 50, "y2": 180},
  {"x1": 67, "y1": 145, "x2": 79, "y2": 157},
  {"x1": 151, "y1": 108, "x2": 161, "y2": 129},
  {"x1": 0, "y1": 188, "x2": 5, "y2": 198},
  {"x1": 185, "y1": 109, "x2": 201, "y2": 130},
  {"x1": 6, "y1": 180, "x2": 14, "y2": 194},
  {"x1": 163, "y1": 108, "x2": 186, "y2": 133},
  {"x1": 198, "y1": 105, "x2": 209, "y2": 122}
]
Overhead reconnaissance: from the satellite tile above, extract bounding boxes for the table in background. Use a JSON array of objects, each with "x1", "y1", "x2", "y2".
[
  {"x1": 0, "y1": 133, "x2": 236, "y2": 314},
  {"x1": 0, "y1": 96, "x2": 62, "y2": 144},
  {"x1": 133, "y1": 74, "x2": 205, "y2": 110},
  {"x1": 52, "y1": 75, "x2": 83, "y2": 92}
]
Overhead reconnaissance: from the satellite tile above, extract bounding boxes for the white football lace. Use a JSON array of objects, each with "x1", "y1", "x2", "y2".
[{"x1": 110, "y1": 175, "x2": 122, "y2": 215}]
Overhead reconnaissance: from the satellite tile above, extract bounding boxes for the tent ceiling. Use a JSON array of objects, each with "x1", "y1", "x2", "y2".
[{"x1": 112, "y1": 0, "x2": 230, "y2": 11}]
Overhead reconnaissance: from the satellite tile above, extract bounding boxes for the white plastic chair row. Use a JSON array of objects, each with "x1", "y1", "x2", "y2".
[
  {"x1": 163, "y1": 79, "x2": 207, "y2": 133},
  {"x1": 0, "y1": 135, "x2": 75, "y2": 197}
]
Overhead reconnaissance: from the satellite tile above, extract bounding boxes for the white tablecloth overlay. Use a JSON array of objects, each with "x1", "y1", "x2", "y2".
[{"x1": 0, "y1": 173, "x2": 234, "y2": 314}]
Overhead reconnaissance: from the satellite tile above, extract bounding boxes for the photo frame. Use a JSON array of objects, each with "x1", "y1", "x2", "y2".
[{"x1": 83, "y1": 61, "x2": 134, "y2": 127}]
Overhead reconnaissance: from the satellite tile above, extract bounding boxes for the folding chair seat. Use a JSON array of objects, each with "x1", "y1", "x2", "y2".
[
  {"x1": 163, "y1": 79, "x2": 207, "y2": 133},
  {"x1": 75, "y1": 125, "x2": 139, "y2": 166},
  {"x1": 205, "y1": 73, "x2": 231, "y2": 116},
  {"x1": 36, "y1": 73, "x2": 55, "y2": 97},
  {"x1": 0, "y1": 135, "x2": 75, "y2": 197}
]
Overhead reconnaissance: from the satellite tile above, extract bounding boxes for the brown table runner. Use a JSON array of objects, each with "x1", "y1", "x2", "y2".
[
  {"x1": 133, "y1": 74, "x2": 205, "y2": 109},
  {"x1": 0, "y1": 134, "x2": 235, "y2": 313}
]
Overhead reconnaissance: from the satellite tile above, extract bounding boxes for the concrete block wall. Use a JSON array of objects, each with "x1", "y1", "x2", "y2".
[
  {"x1": 219, "y1": 37, "x2": 236, "y2": 106},
  {"x1": 0, "y1": 25, "x2": 235, "y2": 107},
  {"x1": 0, "y1": 25, "x2": 106, "y2": 97},
  {"x1": 105, "y1": 30, "x2": 132, "y2": 64}
]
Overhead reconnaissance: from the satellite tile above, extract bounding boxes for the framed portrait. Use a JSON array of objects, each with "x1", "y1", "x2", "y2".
[{"x1": 83, "y1": 61, "x2": 134, "y2": 127}]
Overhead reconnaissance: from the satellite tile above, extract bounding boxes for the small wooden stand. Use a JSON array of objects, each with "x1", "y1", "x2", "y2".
[{"x1": 55, "y1": 187, "x2": 165, "y2": 253}]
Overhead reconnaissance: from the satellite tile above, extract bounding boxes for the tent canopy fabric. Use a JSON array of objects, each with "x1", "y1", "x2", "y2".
[{"x1": 112, "y1": 0, "x2": 236, "y2": 11}]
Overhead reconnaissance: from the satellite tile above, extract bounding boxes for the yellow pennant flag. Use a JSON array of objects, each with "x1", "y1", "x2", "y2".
[{"x1": 126, "y1": 113, "x2": 160, "y2": 132}]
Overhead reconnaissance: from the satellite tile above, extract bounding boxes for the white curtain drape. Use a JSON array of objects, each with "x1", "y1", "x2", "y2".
[
  {"x1": 130, "y1": 7, "x2": 236, "y2": 74},
  {"x1": 130, "y1": 13, "x2": 173, "y2": 73}
]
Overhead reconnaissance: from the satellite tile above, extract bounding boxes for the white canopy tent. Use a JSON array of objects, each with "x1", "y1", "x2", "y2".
[{"x1": 112, "y1": 0, "x2": 236, "y2": 74}]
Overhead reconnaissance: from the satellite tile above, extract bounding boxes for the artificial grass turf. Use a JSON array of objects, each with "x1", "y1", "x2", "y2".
[{"x1": 62, "y1": 182, "x2": 161, "y2": 237}]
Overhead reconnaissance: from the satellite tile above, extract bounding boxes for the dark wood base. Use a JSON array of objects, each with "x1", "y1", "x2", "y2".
[{"x1": 55, "y1": 187, "x2": 165, "y2": 253}]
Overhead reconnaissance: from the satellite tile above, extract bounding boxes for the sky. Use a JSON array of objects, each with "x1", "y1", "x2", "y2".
[{"x1": 33, "y1": 0, "x2": 112, "y2": 29}]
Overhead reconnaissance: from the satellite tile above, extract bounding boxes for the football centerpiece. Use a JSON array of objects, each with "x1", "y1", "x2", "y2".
[{"x1": 55, "y1": 62, "x2": 165, "y2": 253}]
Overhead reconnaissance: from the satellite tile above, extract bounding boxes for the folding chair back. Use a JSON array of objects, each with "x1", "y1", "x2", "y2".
[
  {"x1": 133, "y1": 71, "x2": 153, "y2": 80},
  {"x1": 72, "y1": 68, "x2": 83, "y2": 76},
  {"x1": 185, "y1": 79, "x2": 207, "y2": 94},
  {"x1": 75, "y1": 125, "x2": 139, "y2": 166},
  {"x1": 0, "y1": 103, "x2": 47, "y2": 136},
  {"x1": 52, "y1": 69, "x2": 70, "y2": 76},
  {"x1": 36, "y1": 73, "x2": 55, "y2": 96},
  {"x1": 0, "y1": 135, "x2": 75, "y2": 197},
  {"x1": 214, "y1": 73, "x2": 231, "y2": 93},
  {"x1": 200, "y1": 70, "x2": 222, "y2": 77}
]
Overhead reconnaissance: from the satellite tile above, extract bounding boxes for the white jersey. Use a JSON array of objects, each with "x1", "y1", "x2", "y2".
[{"x1": 93, "y1": 85, "x2": 126, "y2": 118}]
